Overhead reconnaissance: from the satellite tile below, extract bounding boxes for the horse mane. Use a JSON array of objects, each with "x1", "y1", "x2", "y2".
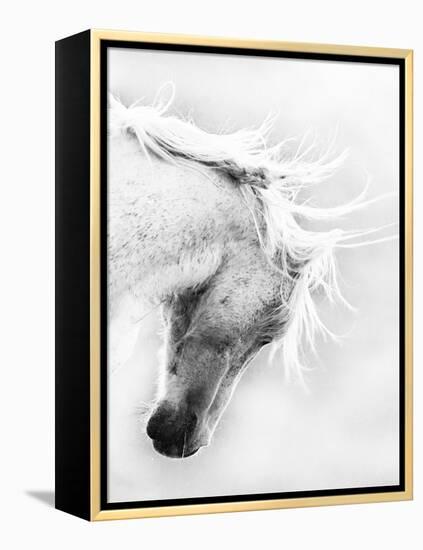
[{"x1": 108, "y1": 84, "x2": 395, "y2": 384}]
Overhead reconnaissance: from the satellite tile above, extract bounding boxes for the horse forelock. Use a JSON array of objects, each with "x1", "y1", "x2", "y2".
[{"x1": 109, "y1": 88, "x2": 397, "y2": 385}]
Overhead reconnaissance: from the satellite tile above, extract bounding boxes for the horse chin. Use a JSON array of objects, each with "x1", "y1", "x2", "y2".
[{"x1": 152, "y1": 438, "x2": 202, "y2": 459}]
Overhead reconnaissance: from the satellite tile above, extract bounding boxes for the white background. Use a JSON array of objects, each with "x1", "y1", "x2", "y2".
[{"x1": 0, "y1": 0, "x2": 420, "y2": 548}]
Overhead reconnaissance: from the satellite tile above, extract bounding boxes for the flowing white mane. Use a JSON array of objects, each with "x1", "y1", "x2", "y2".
[{"x1": 108, "y1": 84, "x2": 396, "y2": 383}]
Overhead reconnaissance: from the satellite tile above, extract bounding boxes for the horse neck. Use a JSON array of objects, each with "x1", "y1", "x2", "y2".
[{"x1": 108, "y1": 133, "x2": 254, "y2": 312}]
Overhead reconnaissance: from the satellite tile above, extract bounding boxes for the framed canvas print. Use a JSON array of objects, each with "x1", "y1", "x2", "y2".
[{"x1": 55, "y1": 29, "x2": 413, "y2": 521}]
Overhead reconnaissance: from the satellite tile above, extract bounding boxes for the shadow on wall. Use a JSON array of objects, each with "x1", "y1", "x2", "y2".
[{"x1": 25, "y1": 490, "x2": 55, "y2": 508}]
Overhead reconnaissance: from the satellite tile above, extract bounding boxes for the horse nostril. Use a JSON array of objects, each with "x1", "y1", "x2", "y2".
[
  {"x1": 145, "y1": 415, "x2": 158, "y2": 440},
  {"x1": 146, "y1": 404, "x2": 198, "y2": 444},
  {"x1": 146, "y1": 405, "x2": 170, "y2": 441}
]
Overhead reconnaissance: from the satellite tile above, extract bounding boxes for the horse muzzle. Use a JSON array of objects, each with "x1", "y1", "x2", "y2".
[{"x1": 146, "y1": 401, "x2": 205, "y2": 458}]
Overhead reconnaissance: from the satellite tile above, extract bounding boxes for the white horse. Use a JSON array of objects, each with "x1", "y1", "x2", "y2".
[{"x1": 108, "y1": 86, "x2": 394, "y2": 459}]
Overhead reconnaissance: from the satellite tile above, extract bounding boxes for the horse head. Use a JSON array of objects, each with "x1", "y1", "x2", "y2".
[{"x1": 146, "y1": 242, "x2": 290, "y2": 458}]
